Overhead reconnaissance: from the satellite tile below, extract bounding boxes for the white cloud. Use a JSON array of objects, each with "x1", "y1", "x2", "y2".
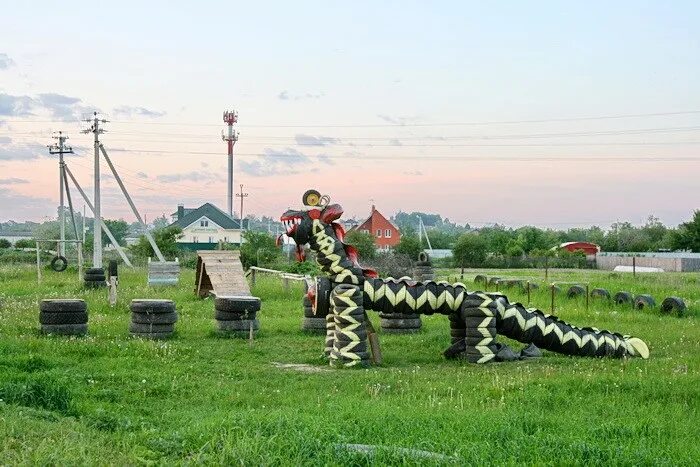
[{"x1": 0, "y1": 53, "x2": 14, "y2": 70}]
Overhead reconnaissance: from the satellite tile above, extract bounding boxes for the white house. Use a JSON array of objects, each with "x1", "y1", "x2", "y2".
[{"x1": 169, "y1": 203, "x2": 247, "y2": 250}]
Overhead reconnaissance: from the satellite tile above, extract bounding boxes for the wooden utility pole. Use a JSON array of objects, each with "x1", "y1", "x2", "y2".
[
  {"x1": 236, "y1": 184, "x2": 249, "y2": 228},
  {"x1": 48, "y1": 132, "x2": 73, "y2": 256}
]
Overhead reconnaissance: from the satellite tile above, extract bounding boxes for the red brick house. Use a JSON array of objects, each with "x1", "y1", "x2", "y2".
[{"x1": 353, "y1": 205, "x2": 401, "y2": 250}]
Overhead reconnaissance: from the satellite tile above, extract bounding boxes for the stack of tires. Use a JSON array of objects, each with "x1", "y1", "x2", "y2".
[
  {"x1": 413, "y1": 252, "x2": 434, "y2": 281},
  {"x1": 329, "y1": 284, "x2": 370, "y2": 368},
  {"x1": 129, "y1": 299, "x2": 177, "y2": 339},
  {"x1": 84, "y1": 267, "x2": 106, "y2": 289},
  {"x1": 302, "y1": 278, "x2": 330, "y2": 333},
  {"x1": 215, "y1": 296, "x2": 261, "y2": 337},
  {"x1": 39, "y1": 299, "x2": 88, "y2": 336},
  {"x1": 379, "y1": 312, "x2": 422, "y2": 334}
]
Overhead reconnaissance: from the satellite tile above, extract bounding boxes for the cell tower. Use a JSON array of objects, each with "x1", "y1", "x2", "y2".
[{"x1": 222, "y1": 110, "x2": 239, "y2": 218}]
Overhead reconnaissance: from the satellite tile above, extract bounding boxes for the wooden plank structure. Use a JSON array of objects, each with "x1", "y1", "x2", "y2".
[
  {"x1": 148, "y1": 257, "x2": 180, "y2": 286},
  {"x1": 195, "y1": 250, "x2": 251, "y2": 298}
]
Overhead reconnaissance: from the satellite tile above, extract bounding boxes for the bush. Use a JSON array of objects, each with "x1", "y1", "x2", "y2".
[
  {"x1": 130, "y1": 226, "x2": 182, "y2": 260},
  {"x1": 364, "y1": 252, "x2": 413, "y2": 278},
  {"x1": 0, "y1": 239, "x2": 11, "y2": 248},
  {"x1": 394, "y1": 234, "x2": 422, "y2": 260},
  {"x1": 14, "y1": 239, "x2": 34, "y2": 248},
  {"x1": 344, "y1": 230, "x2": 376, "y2": 260},
  {"x1": 240, "y1": 230, "x2": 281, "y2": 269}
]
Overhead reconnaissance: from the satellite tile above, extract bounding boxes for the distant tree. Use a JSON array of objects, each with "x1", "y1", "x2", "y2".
[
  {"x1": 14, "y1": 239, "x2": 34, "y2": 248},
  {"x1": 452, "y1": 233, "x2": 488, "y2": 274},
  {"x1": 102, "y1": 219, "x2": 129, "y2": 246},
  {"x1": 344, "y1": 230, "x2": 376, "y2": 260},
  {"x1": 0, "y1": 239, "x2": 11, "y2": 248},
  {"x1": 130, "y1": 226, "x2": 182, "y2": 260},
  {"x1": 394, "y1": 233, "x2": 422, "y2": 260},
  {"x1": 670, "y1": 210, "x2": 700, "y2": 252},
  {"x1": 240, "y1": 230, "x2": 280, "y2": 268},
  {"x1": 426, "y1": 229, "x2": 459, "y2": 249},
  {"x1": 151, "y1": 215, "x2": 170, "y2": 230}
]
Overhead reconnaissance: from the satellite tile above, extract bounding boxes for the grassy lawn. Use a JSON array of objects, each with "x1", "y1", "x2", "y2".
[{"x1": 0, "y1": 265, "x2": 698, "y2": 465}]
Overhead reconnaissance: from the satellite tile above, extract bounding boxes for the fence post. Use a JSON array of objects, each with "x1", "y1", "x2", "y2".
[
  {"x1": 585, "y1": 284, "x2": 589, "y2": 312},
  {"x1": 527, "y1": 281, "x2": 531, "y2": 306},
  {"x1": 251, "y1": 268, "x2": 256, "y2": 287},
  {"x1": 545, "y1": 256, "x2": 549, "y2": 282},
  {"x1": 632, "y1": 256, "x2": 636, "y2": 277},
  {"x1": 36, "y1": 241, "x2": 41, "y2": 285},
  {"x1": 283, "y1": 276, "x2": 290, "y2": 293}
]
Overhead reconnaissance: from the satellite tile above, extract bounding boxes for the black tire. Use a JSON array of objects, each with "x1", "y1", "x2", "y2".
[
  {"x1": 567, "y1": 285, "x2": 586, "y2": 298},
  {"x1": 41, "y1": 323, "x2": 88, "y2": 336},
  {"x1": 217, "y1": 319, "x2": 260, "y2": 331},
  {"x1": 417, "y1": 251, "x2": 430, "y2": 263},
  {"x1": 39, "y1": 299, "x2": 87, "y2": 313},
  {"x1": 129, "y1": 323, "x2": 175, "y2": 333},
  {"x1": 464, "y1": 316, "x2": 497, "y2": 328},
  {"x1": 380, "y1": 318, "x2": 421, "y2": 329},
  {"x1": 590, "y1": 288, "x2": 611, "y2": 299},
  {"x1": 50, "y1": 255, "x2": 68, "y2": 272},
  {"x1": 465, "y1": 327, "x2": 496, "y2": 338},
  {"x1": 131, "y1": 331, "x2": 173, "y2": 340},
  {"x1": 130, "y1": 299, "x2": 176, "y2": 314},
  {"x1": 215, "y1": 310, "x2": 257, "y2": 321},
  {"x1": 334, "y1": 340, "x2": 368, "y2": 353},
  {"x1": 334, "y1": 329, "x2": 368, "y2": 341},
  {"x1": 84, "y1": 279, "x2": 106, "y2": 289},
  {"x1": 214, "y1": 296, "x2": 261, "y2": 313},
  {"x1": 131, "y1": 312, "x2": 178, "y2": 324},
  {"x1": 316, "y1": 277, "x2": 332, "y2": 317},
  {"x1": 301, "y1": 317, "x2": 327, "y2": 330},
  {"x1": 382, "y1": 327, "x2": 421, "y2": 334},
  {"x1": 450, "y1": 328, "x2": 466, "y2": 338},
  {"x1": 634, "y1": 294, "x2": 656, "y2": 310},
  {"x1": 488, "y1": 277, "x2": 501, "y2": 286},
  {"x1": 302, "y1": 189, "x2": 322, "y2": 206},
  {"x1": 39, "y1": 311, "x2": 88, "y2": 325},
  {"x1": 330, "y1": 350, "x2": 370, "y2": 361},
  {"x1": 302, "y1": 296, "x2": 312, "y2": 307},
  {"x1": 614, "y1": 291, "x2": 633, "y2": 305},
  {"x1": 303, "y1": 306, "x2": 316, "y2": 318},
  {"x1": 661, "y1": 296, "x2": 687, "y2": 316},
  {"x1": 474, "y1": 274, "x2": 487, "y2": 285},
  {"x1": 85, "y1": 267, "x2": 104, "y2": 275},
  {"x1": 378, "y1": 312, "x2": 420, "y2": 320}
]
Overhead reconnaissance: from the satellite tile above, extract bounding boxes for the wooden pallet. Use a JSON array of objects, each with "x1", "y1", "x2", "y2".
[{"x1": 195, "y1": 250, "x2": 251, "y2": 298}]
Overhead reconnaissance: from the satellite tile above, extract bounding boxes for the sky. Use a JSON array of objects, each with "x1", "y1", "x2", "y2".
[{"x1": 1, "y1": 1, "x2": 699, "y2": 229}]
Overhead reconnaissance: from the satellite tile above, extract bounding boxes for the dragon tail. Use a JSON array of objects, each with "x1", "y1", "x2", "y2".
[{"x1": 460, "y1": 293, "x2": 649, "y2": 363}]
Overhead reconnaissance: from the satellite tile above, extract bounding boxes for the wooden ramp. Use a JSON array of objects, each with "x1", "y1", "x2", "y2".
[{"x1": 195, "y1": 250, "x2": 252, "y2": 298}]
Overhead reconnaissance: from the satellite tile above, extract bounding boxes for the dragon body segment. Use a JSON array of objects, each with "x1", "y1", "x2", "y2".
[{"x1": 281, "y1": 196, "x2": 649, "y2": 364}]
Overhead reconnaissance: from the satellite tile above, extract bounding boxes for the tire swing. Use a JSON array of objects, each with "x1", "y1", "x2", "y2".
[{"x1": 50, "y1": 255, "x2": 68, "y2": 272}]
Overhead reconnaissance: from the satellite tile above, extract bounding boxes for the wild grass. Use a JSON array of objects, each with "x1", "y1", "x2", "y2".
[{"x1": 0, "y1": 265, "x2": 698, "y2": 465}]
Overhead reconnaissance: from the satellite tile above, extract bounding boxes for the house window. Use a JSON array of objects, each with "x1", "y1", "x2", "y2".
[
  {"x1": 376, "y1": 229, "x2": 382, "y2": 238},
  {"x1": 200, "y1": 219, "x2": 209, "y2": 227},
  {"x1": 385, "y1": 229, "x2": 391, "y2": 238},
  {"x1": 193, "y1": 236, "x2": 199, "y2": 243},
  {"x1": 208, "y1": 236, "x2": 214, "y2": 243},
  {"x1": 362, "y1": 229, "x2": 369, "y2": 234},
  {"x1": 224, "y1": 237, "x2": 228, "y2": 242}
]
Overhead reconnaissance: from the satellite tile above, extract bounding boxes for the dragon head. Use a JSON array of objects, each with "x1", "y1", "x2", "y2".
[{"x1": 279, "y1": 190, "x2": 377, "y2": 280}]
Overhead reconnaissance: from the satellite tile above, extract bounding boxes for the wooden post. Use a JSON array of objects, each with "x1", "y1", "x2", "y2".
[
  {"x1": 545, "y1": 256, "x2": 549, "y2": 282},
  {"x1": 484, "y1": 275, "x2": 488, "y2": 292},
  {"x1": 585, "y1": 284, "x2": 589, "y2": 312},
  {"x1": 248, "y1": 320, "x2": 254, "y2": 346},
  {"x1": 109, "y1": 276, "x2": 117, "y2": 307},
  {"x1": 527, "y1": 281, "x2": 531, "y2": 306},
  {"x1": 77, "y1": 241, "x2": 83, "y2": 283},
  {"x1": 36, "y1": 241, "x2": 41, "y2": 285},
  {"x1": 251, "y1": 268, "x2": 257, "y2": 287},
  {"x1": 632, "y1": 256, "x2": 636, "y2": 277},
  {"x1": 283, "y1": 276, "x2": 289, "y2": 294}
]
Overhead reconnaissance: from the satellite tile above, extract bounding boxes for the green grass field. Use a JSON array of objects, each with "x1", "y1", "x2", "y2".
[{"x1": 0, "y1": 265, "x2": 698, "y2": 465}]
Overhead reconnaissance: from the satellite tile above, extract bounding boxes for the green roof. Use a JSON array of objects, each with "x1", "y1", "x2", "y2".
[{"x1": 170, "y1": 203, "x2": 247, "y2": 230}]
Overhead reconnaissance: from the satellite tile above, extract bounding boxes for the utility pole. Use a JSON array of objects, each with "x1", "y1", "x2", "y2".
[
  {"x1": 222, "y1": 110, "x2": 239, "y2": 217},
  {"x1": 236, "y1": 184, "x2": 249, "y2": 229},
  {"x1": 48, "y1": 131, "x2": 73, "y2": 256},
  {"x1": 82, "y1": 112, "x2": 106, "y2": 268}
]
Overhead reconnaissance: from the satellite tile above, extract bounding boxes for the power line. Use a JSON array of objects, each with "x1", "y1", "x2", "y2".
[{"x1": 5, "y1": 109, "x2": 700, "y2": 128}]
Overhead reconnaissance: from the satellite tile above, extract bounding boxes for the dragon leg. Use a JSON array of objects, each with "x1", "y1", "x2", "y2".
[{"x1": 329, "y1": 284, "x2": 370, "y2": 368}]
